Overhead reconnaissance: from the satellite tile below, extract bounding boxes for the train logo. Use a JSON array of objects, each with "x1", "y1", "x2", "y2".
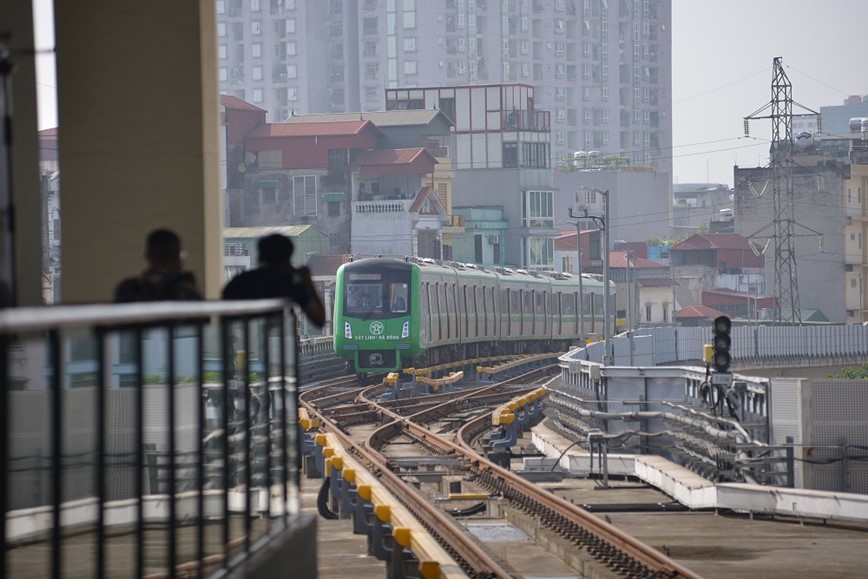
[{"x1": 370, "y1": 321, "x2": 384, "y2": 335}]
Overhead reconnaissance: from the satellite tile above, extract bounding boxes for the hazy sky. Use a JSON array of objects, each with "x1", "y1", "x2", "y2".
[
  {"x1": 33, "y1": 0, "x2": 867, "y2": 188},
  {"x1": 671, "y1": 0, "x2": 867, "y2": 186}
]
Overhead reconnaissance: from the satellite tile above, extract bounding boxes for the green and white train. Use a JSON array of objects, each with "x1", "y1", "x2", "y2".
[{"x1": 333, "y1": 257, "x2": 611, "y2": 375}]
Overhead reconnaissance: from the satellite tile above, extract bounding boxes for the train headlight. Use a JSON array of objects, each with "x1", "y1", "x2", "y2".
[
  {"x1": 401, "y1": 321, "x2": 410, "y2": 338},
  {"x1": 344, "y1": 322, "x2": 353, "y2": 339}
]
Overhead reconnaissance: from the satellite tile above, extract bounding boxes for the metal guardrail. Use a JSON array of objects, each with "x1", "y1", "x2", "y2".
[{"x1": 1, "y1": 299, "x2": 304, "y2": 579}]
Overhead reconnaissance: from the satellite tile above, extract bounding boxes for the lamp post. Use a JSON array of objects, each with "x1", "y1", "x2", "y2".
[
  {"x1": 575, "y1": 188, "x2": 611, "y2": 363},
  {"x1": 602, "y1": 189, "x2": 611, "y2": 363},
  {"x1": 568, "y1": 210, "x2": 586, "y2": 341}
]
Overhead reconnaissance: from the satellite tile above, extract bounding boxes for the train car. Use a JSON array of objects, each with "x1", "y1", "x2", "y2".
[
  {"x1": 333, "y1": 258, "x2": 419, "y2": 373},
  {"x1": 333, "y1": 257, "x2": 611, "y2": 375}
]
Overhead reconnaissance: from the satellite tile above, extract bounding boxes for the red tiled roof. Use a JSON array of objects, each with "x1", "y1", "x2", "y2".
[
  {"x1": 351, "y1": 147, "x2": 431, "y2": 166},
  {"x1": 307, "y1": 254, "x2": 353, "y2": 277},
  {"x1": 410, "y1": 185, "x2": 444, "y2": 214},
  {"x1": 219, "y1": 94, "x2": 266, "y2": 112},
  {"x1": 674, "y1": 305, "x2": 728, "y2": 319},
  {"x1": 554, "y1": 229, "x2": 598, "y2": 251},
  {"x1": 672, "y1": 233, "x2": 752, "y2": 251},
  {"x1": 609, "y1": 251, "x2": 667, "y2": 269},
  {"x1": 249, "y1": 120, "x2": 373, "y2": 138}
]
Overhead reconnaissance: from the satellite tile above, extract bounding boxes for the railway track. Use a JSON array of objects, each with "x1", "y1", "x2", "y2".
[{"x1": 300, "y1": 359, "x2": 699, "y2": 578}]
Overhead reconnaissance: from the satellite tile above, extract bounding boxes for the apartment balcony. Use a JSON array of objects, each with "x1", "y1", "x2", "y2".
[
  {"x1": 502, "y1": 109, "x2": 551, "y2": 132},
  {"x1": 442, "y1": 214, "x2": 466, "y2": 235},
  {"x1": 353, "y1": 199, "x2": 414, "y2": 215}
]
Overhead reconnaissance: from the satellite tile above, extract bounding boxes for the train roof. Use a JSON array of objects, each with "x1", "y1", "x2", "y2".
[{"x1": 338, "y1": 256, "x2": 609, "y2": 288}]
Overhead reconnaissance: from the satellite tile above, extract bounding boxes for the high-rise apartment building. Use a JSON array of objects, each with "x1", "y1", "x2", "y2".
[{"x1": 217, "y1": 0, "x2": 672, "y2": 177}]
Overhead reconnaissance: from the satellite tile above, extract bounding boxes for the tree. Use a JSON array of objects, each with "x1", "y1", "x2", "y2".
[{"x1": 827, "y1": 363, "x2": 868, "y2": 379}]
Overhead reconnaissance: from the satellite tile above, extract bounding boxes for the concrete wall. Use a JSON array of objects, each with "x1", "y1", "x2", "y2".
[{"x1": 734, "y1": 163, "x2": 847, "y2": 321}]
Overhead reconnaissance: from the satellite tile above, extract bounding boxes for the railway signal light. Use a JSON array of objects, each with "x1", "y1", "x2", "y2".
[{"x1": 711, "y1": 315, "x2": 732, "y2": 373}]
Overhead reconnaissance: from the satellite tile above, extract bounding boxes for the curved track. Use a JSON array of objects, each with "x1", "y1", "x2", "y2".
[{"x1": 300, "y1": 361, "x2": 699, "y2": 578}]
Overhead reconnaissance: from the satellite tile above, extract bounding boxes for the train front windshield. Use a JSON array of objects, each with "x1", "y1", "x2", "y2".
[{"x1": 345, "y1": 271, "x2": 410, "y2": 318}]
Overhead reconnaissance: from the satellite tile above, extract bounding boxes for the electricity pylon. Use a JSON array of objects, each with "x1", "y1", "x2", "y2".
[{"x1": 743, "y1": 57, "x2": 819, "y2": 324}]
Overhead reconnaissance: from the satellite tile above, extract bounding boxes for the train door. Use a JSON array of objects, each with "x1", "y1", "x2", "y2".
[
  {"x1": 462, "y1": 286, "x2": 469, "y2": 340},
  {"x1": 438, "y1": 284, "x2": 448, "y2": 341},
  {"x1": 430, "y1": 283, "x2": 441, "y2": 341},
  {"x1": 490, "y1": 286, "x2": 498, "y2": 338},
  {"x1": 535, "y1": 290, "x2": 545, "y2": 337},
  {"x1": 420, "y1": 282, "x2": 431, "y2": 344},
  {"x1": 474, "y1": 286, "x2": 482, "y2": 338},
  {"x1": 446, "y1": 282, "x2": 455, "y2": 340}
]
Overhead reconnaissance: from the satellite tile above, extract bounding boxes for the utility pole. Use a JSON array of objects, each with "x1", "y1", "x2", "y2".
[{"x1": 744, "y1": 57, "x2": 820, "y2": 324}]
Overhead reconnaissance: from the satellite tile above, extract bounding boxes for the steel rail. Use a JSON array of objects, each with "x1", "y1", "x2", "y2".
[
  {"x1": 302, "y1": 404, "x2": 510, "y2": 578},
  {"x1": 453, "y1": 410, "x2": 701, "y2": 578}
]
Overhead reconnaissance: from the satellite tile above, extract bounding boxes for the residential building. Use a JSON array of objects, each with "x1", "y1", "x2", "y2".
[
  {"x1": 670, "y1": 233, "x2": 767, "y2": 317},
  {"x1": 671, "y1": 183, "x2": 732, "y2": 235},
  {"x1": 734, "y1": 142, "x2": 850, "y2": 322},
  {"x1": 554, "y1": 167, "x2": 672, "y2": 245},
  {"x1": 844, "y1": 138, "x2": 868, "y2": 323},
  {"x1": 38, "y1": 129, "x2": 61, "y2": 304},
  {"x1": 821, "y1": 95, "x2": 868, "y2": 137},
  {"x1": 284, "y1": 109, "x2": 461, "y2": 253},
  {"x1": 451, "y1": 206, "x2": 509, "y2": 266},
  {"x1": 386, "y1": 83, "x2": 554, "y2": 268},
  {"x1": 608, "y1": 249, "x2": 672, "y2": 327},
  {"x1": 553, "y1": 229, "x2": 601, "y2": 275},
  {"x1": 222, "y1": 96, "x2": 454, "y2": 259},
  {"x1": 216, "y1": 0, "x2": 673, "y2": 177}
]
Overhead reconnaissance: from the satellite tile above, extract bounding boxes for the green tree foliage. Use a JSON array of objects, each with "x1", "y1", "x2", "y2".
[{"x1": 827, "y1": 363, "x2": 868, "y2": 379}]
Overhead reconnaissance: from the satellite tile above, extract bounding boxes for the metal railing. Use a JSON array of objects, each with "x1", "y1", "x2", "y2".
[{"x1": 1, "y1": 300, "x2": 305, "y2": 578}]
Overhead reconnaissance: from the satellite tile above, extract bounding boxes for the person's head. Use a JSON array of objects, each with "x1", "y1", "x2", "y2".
[
  {"x1": 145, "y1": 228, "x2": 183, "y2": 271},
  {"x1": 258, "y1": 234, "x2": 294, "y2": 267}
]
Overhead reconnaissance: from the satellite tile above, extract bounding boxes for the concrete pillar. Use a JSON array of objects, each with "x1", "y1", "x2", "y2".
[
  {"x1": 55, "y1": 0, "x2": 223, "y2": 302},
  {"x1": 0, "y1": 0, "x2": 44, "y2": 306}
]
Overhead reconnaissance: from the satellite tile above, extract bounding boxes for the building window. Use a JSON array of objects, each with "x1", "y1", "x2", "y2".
[
  {"x1": 218, "y1": 44, "x2": 228, "y2": 59},
  {"x1": 219, "y1": 67, "x2": 228, "y2": 82},
  {"x1": 293, "y1": 175, "x2": 317, "y2": 217},
  {"x1": 252, "y1": 43, "x2": 262, "y2": 57},
  {"x1": 404, "y1": 37, "x2": 416, "y2": 51},
  {"x1": 527, "y1": 237, "x2": 553, "y2": 269},
  {"x1": 365, "y1": 63, "x2": 379, "y2": 80},
  {"x1": 253, "y1": 66, "x2": 263, "y2": 80},
  {"x1": 363, "y1": 17, "x2": 378, "y2": 35},
  {"x1": 328, "y1": 148, "x2": 350, "y2": 169},
  {"x1": 287, "y1": 64, "x2": 297, "y2": 79},
  {"x1": 252, "y1": 88, "x2": 263, "y2": 103},
  {"x1": 287, "y1": 41, "x2": 297, "y2": 56},
  {"x1": 404, "y1": 60, "x2": 417, "y2": 74},
  {"x1": 503, "y1": 142, "x2": 518, "y2": 168},
  {"x1": 364, "y1": 41, "x2": 377, "y2": 57},
  {"x1": 287, "y1": 18, "x2": 296, "y2": 33},
  {"x1": 403, "y1": 11, "x2": 416, "y2": 28},
  {"x1": 523, "y1": 190, "x2": 554, "y2": 228},
  {"x1": 328, "y1": 201, "x2": 341, "y2": 217},
  {"x1": 217, "y1": 22, "x2": 227, "y2": 37},
  {"x1": 251, "y1": 21, "x2": 261, "y2": 35}
]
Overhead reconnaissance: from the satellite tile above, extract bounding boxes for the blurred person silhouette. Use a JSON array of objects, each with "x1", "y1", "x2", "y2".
[
  {"x1": 222, "y1": 234, "x2": 325, "y2": 328},
  {"x1": 114, "y1": 228, "x2": 202, "y2": 302}
]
